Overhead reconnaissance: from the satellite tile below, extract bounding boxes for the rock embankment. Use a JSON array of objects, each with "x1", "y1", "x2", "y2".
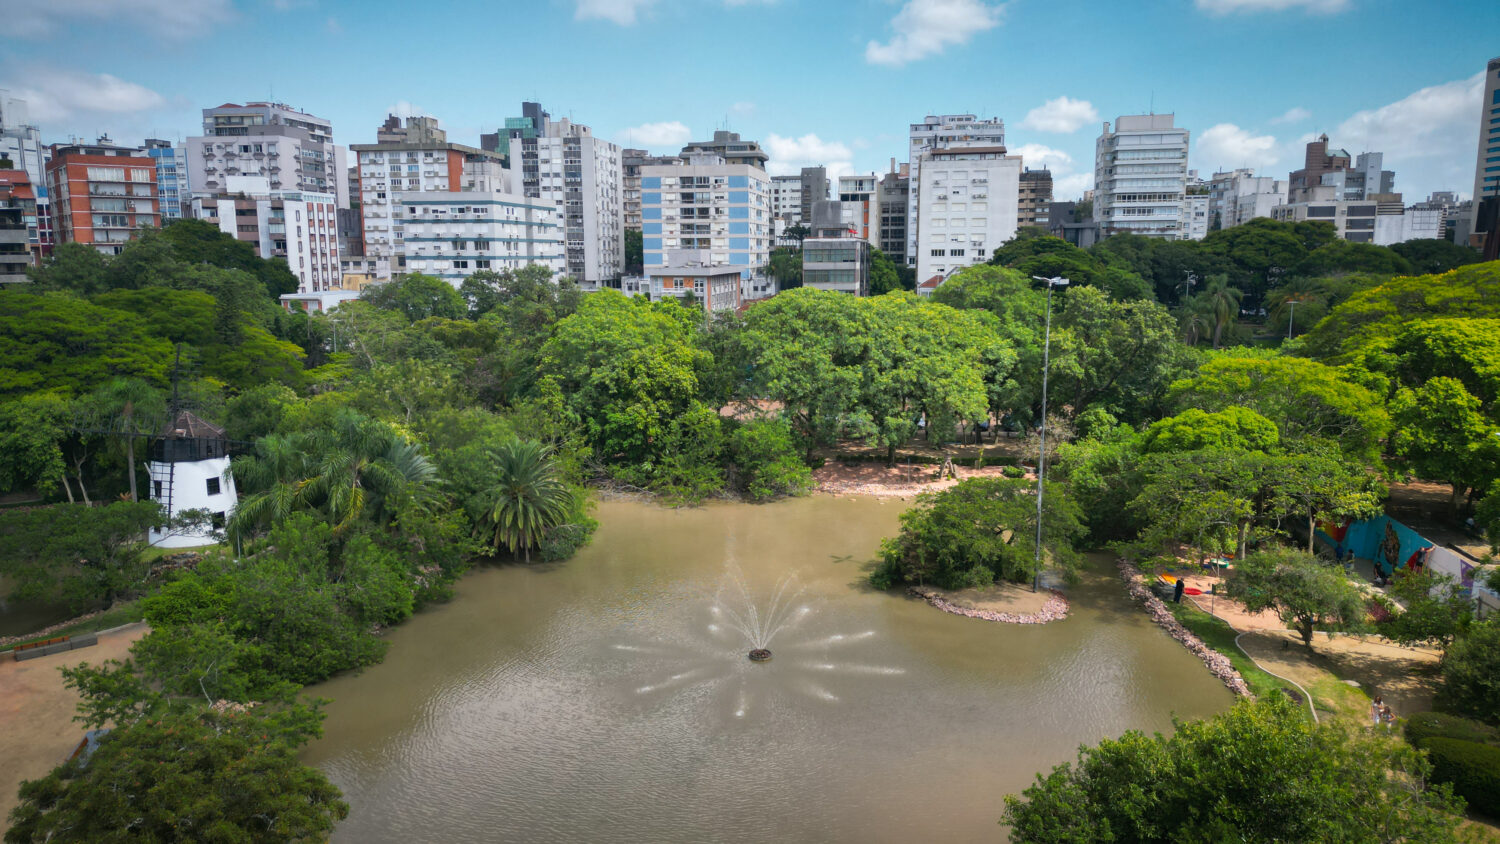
[
  {"x1": 1116, "y1": 559, "x2": 1252, "y2": 697},
  {"x1": 907, "y1": 586, "x2": 1069, "y2": 624}
]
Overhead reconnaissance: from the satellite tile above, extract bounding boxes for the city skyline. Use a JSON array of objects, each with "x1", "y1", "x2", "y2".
[{"x1": 2, "y1": 0, "x2": 1498, "y2": 202}]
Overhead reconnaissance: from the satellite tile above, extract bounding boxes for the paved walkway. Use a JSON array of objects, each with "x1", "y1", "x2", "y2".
[{"x1": 0, "y1": 622, "x2": 149, "y2": 831}]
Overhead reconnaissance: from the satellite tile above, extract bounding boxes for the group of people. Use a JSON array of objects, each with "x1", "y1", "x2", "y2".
[{"x1": 1371, "y1": 695, "x2": 1396, "y2": 728}]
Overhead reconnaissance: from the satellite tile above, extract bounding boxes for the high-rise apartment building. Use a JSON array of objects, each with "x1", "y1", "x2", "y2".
[
  {"x1": 145, "y1": 139, "x2": 189, "y2": 221},
  {"x1": 907, "y1": 114, "x2": 1007, "y2": 265},
  {"x1": 1271, "y1": 194, "x2": 1439, "y2": 245},
  {"x1": 1207, "y1": 169, "x2": 1287, "y2": 230},
  {"x1": 351, "y1": 115, "x2": 510, "y2": 279},
  {"x1": 1287, "y1": 136, "x2": 1393, "y2": 204},
  {"x1": 878, "y1": 161, "x2": 909, "y2": 258},
  {"x1": 680, "y1": 131, "x2": 768, "y2": 169},
  {"x1": 45, "y1": 139, "x2": 160, "y2": 255},
  {"x1": 770, "y1": 175, "x2": 802, "y2": 223},
  {"x1": 1018, "y1": 168, "x2": 1053, "y2": 228},
  {"x1": 799, "y1": 166, "x2": 828, "y2": 224},
  {"x1": 187, "y1": 102, "x2": 348, "y2": 209},
  {"x1": 396, "y1": 190, "x2": 564, "y2": 283},
  {"x1": 639, "y1": 153, "x2": 771, "y2": 277},
  {"x1": 915, "y1": 145, "x2": 1021, "y2": 282},
  {"x1": 0, "y1": 169, "x2": 32, "y2": 282},
  {"x1": 502, "y1": 102, "x2": 622, "y2": 285},
  {"x1": 623, "y1": 148, "x2": 682, "y2": 232},
  {"x1": 1473, "y1": 56, "x2": 1500, "y2": 253},
  {"x1": 1093, "y1": 114, "x2": 1191, "y2": 240},
  {"x1": 192, "y1": 178, "x2": 340, "y2": 293},
  {"x1": 837, "y1": 173, "x2": 879, "y2": 243},
  {"x1": 0, "y1": 92, "x2": 52, "y2": 258}
]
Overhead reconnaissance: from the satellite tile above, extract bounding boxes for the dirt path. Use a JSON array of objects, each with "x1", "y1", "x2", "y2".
[
  {"x1": 0, "y1": 622, "x2": 149, "y2": 830},
  {"x1": 812, "y1": 462, "x2": 1027, "y2": 498}
]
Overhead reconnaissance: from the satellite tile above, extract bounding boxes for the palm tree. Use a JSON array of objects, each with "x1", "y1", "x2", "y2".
[
  {"x1": 1195, "y1": 274, "x2": 1244, "y2": 350},
  {"x1": 88, "y1": 378, "x2": 166, "y2": 502},
  {"x1": 479, "y1": 439, "x2": 570, "y2": 563},
  {"x1": 227, "y1": 433, "x2": 314, "y2": 541},
  {"x1": 1178, "y1": 305, "x2": 1214, "y2": 347}
]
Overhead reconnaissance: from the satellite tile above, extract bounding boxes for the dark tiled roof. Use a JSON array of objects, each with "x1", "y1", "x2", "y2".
[{"x1": 161, "y1": 411, "x2": 225, "y2": 440}]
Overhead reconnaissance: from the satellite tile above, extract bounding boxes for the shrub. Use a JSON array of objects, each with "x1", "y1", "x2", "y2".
[
  {"x1": 1406, "y1": 711, "x2": 1500, "y2": 748},
  {"x1": 1422, "y1": 737, "x2": 1500, "y2": 816},
  {"x1": 1437, "y1": 619, "x2": 1500, "y2": 724},
  {"x1": 728, "y1": 418, "x2": 815, "y2": 502},
  {"x1": 1001, "y1": 465, "x2": 1026, "y2": 479}
]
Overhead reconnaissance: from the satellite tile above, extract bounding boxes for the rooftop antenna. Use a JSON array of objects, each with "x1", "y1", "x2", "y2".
[{"x1": 1149, "y1": 91, "x2": 1154, "y2": 115}]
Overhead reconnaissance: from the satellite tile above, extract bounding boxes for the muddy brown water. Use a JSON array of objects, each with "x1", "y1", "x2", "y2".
[{"x1": 304, "y1": 496, "x2": 1232, "y2": 843}]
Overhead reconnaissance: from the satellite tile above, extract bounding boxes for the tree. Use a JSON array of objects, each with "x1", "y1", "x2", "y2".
[
  {"x1": 1141, "y1": 406, "x2": 1279, "y2": 454},
  {"x1": 6, "y1": 662, "x2": 347, "y2": 843},
  {"x1": 1380, "y1": 569, "x2": 1473, "y2": 661},
  {"x1": 1437, "y1": 619, "x2": 1500, "y2": 725},
  {"x1": 623, "y1": 228, "x2": 643, "y2": 274},
  {"x1": 1389, "y1": 377, "x2": 1500, "y2": 512},
  {"x1": 1191, "y1": 273, "x2": 1243, "y2": 349},
  {"x1": 726, "y1": 418, "x2": 815, "y2": 502},
  {"x1": 478, "y1": 439, "x2": 571, "y2": 563},
  {"x1": 1048, "y1": 286, "x2": 1189, "y2": 423},
  {"x1": 766, "y1": 246, "x2": 802, "y2": 289},
  {"x1": 1299, "y1": 262, "x2": 1500, "y2": 363},
  {"x1": 84, "y1": 378, "x2": 166, "y2": 503},
  {"x1": 26, "y1": 242, "x2": 109, "y2": 294},
  {"x1": 0, "y1": 394, "x2": 72, "y2": 498},
  {"x1": 361, "y1": 272, "x2": 467, "y2": 321},
  {"x1": 1389, "y1": 238, "x2": 1480, "y2": 275},
  {"x1": 868, "y1": 247, "x2": 905, "y2": 295},
  {"x1": 1292, "y1": 240, "x2": 1413, "y2": 278},
  {"x1": 873, "y1": 478, "x2": 1084, "y2": 589},
  {"x1": 0, "y1": 501, "x2": 163, "y2": 610},
  {"x1": 1003, "y1": 696, "x2": 1464, "y2": 843},
  {"x1": 0, "y1": 292, "x2": 171, "y2": 398},
  {"x1": 1389, "y1": 318, "x2": 1500, "y2": 407},
  {"x1": 1226, "y1": 548, "x2": 1365, "y2": 648}
]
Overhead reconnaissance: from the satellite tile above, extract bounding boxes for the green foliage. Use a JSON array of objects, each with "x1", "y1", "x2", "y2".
[
  {"x1": 990, "y1": 228, "x2": 1152, "y2": 301},
  {"x1": 868, "y1": 247, "x2": 906, "y2": 295},
  {"x1": 1055, "y1": 423, "x2": 1147, "y2": 543},
  {"x1": 1299, "y1": 261, "x2": 1500, "y2": 364},
  {"x1": 1293, "y1": 240, "x2": 1414, "y2": 278},
  {"x1": 1406, "y1": 711, "x2": 1500, "y2": 747},
  {"x1": 1389, "y1": 318, "x2": 1500, "y2": 406},
  {"x1": 0, "y1": 291, "x2": 171, "y2": 397},
  {"x1": 642, "y1": 402, "x2": 727, "y2": 505},
  {"x1": 1002, "y1": 696, "x2": 1464, "y2": 843},
  {"x1": 1421, "y1": 738, "x2": 1500, "y2": 817},
  {"x1": 361, "y1": 272, "x2": 468, "y2": 321},
  {"x1": 1379, "y1": 569, "x2": 1474, "y2": 656},
  {"x1": 766, "y1": 246, "x2": 802, "y2": 289},
  {"x1": 478, "y1": 439, "x2": 574, "y2": 561},
  {"x1": 5, "y1": 662, "x2": 346, "y2": 843},
  {"x1": 1438, "y1": 619, "x2": 1500, "y2": 725},
  {"x1": 1141, "y1": 406, "x2": 1279, "y2": 454},
  {"x1": 875, "y1": 478, "x2": 1083, "y2": 589},
  {"x1": 0, "y1": 393, "x2": 72, "y2": 495},
  {"x1": 1389, "y1": 239, "x2": 1481, "y2": 275},
  {"x1": 0, "y1": 501, "x2": 163, "y2": 610},
  {"x1": 1226, "y1": 548, "x2": 1366, "y2": 647},
  {"x1": 1048, "y1": 286, "x2": 1192, "y2": 423},
  {"x1": 1389, "y1": 377, "x2": 1500, "y2": 507},
  {"x1": 623, "y1": 228, "x2": 643, "y2": 273}
]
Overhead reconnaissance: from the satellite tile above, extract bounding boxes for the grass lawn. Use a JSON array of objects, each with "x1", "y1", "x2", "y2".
[{"x1": 1165, "y1": 598, "x2": 1284, "y2": 702}]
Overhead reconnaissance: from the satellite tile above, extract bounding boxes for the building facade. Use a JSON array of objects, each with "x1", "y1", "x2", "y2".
[
  {"x1": 1271, "y1": 191, "x2": 1439, "y2": 245},
  {"x1": 802, "y1": 236, "x2": 870, "y2": 296},
  {"x1": 1093, "y1": 114, "x2": 1191, "y2": 239},
  {"x1": 623, "y1": 148, "x2": 682, "y2": 232},
  {"x1": 187, "y1": 102, "x2": 348, "y2": 209},
  {"x1": 1206, "y1": 169, "x2": 1287, "y2": 230},
  {"x1": 146, "y1": 412, "x2": 237, "y2": 549},
  {"x1": 0, "y1": 167, "x2": 39, "y2": 271},
  {"x1": 352, "y1": 117, "x2": 509, "y2": 279},
  {"x1": 680, "y1": 131, "x2": 768, "y2": 169},
  {"x1": 878, "y1": 162, "x2": 909, "y2": 258},
  {"x1": 45, "y1": 140, "x2": 160, "y2": 255},
  {"x1": 1018, "y1": 168, "x2": 1053, "y2": 229},
  {"x1": 145, "y1": 139, "x2": 189, "y2": 221},
  {"x1": 397, "y1": 190, "x2": 565, "y2": 284},
  {"x1": 502, "y1": 102, "x2": 622, "y2": 285},
  {"x1": 907, "y1": 114, "x2": 1007, "y2": 265},
  {"x1": 837, "y1": 173, "x2": 879, "y2": 243},
  {"x1": 646, "y1": 264, "x2": 743, "y2": 316},
  {"x1": 915, "y1": 146, "x2": 1021, "y2": 282},
  {"x1": 639, "y1": 154, "x2": 771, "y2": 278},
  {"x1": 0, "y1": 92, "x2": 51, "y2": 259},
  {"x1": 192, "y1": 178, "x2": 340, "y2": 293},
  {"x1": 770, "y1": 175, "x2": 803, "y2": 224},
  {"x1": 799, "y1": 166, "x2": 828, "y2": 224},
  {"x1": 1477, "y1": 56, "x2": 1500, "y2": 203}
]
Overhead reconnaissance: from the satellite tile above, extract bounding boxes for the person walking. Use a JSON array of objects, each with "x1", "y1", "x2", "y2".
[
  {"x1": 1371, "y1": 696, "x2": 1383, "y2": 727},
  {"x1": 1382, "y1": 704, "x2": 1396, "y2": 729}
]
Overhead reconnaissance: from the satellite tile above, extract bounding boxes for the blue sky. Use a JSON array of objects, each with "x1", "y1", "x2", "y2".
[{"x1": 4, "y1": 0, "x2": 1498, "y2": 200}]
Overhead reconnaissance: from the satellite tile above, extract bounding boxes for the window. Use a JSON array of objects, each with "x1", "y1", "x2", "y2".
[
  {"x1": 153, "y1": 480, "x2": 163, "y2": 499},
  {"x1": 86, "y1": 166, "x2": 125, "y2": 182},
  {"x1": 206, "y1": 477, "x2": 221, "y2": 496},
  {"x1": 931, "y1": 249, "x2": 946, "y2": 257}
]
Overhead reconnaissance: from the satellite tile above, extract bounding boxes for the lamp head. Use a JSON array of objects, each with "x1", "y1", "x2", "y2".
[{"x1": 1031, "y1": 275, "x2": 1070, "y2": 287}]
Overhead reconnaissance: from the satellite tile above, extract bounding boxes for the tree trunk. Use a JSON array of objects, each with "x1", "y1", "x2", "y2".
[
  {"x1": 61, "y1": 475, "x2": 76, "y2": 504},
  {"x1": 886, "y1": 443, "x2": 896, "y2": 467},
  {"x1": 1451, "y1": 482, "x2": 1467, "y2": 515},
  {"x1": 1308, "y1": 506, "x2": 1316, "y2": 555},
  {"x1": 1238, "y1": 521, "x2": 1249, "y2": 560},
  {"x1": 126, "y1": 436, "x2": 138, "y2": 503},
  {"x1": 1298, "y1": 619, "x2": 1315, "y2": 648}
]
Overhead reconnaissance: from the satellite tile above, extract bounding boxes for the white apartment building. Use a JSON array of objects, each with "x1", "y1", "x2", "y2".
[
  {"x1": 0, "y1": 92, "x2": 51, "y2": 254},
  {"x1": 907, "y1": 114, "x2": 1007, "y2": 265},
  {"x1": 1094, "y1": 114, "x2": 1191, "y2": 239},
  {"x1": 187, "y1": 102, "x2": 348, "y2": 209},
  {"x1": 1271, "y1": 189, "x2": 1441, "y2": 245},
  {"x1": 770, "y1": 175, "x2": 803, "y2": 223},
  {"x1": 352, "y1": 119, "x2": 509, "y2": 279},
  {"x1": 1181, "y1": 192, "x2": 1209, "y2": 240},
  {"x1": 639, "y1": 153, "x2": 771, "y2": 278},
  {"x1": 837, "y1": 173, "x2": 880, "y2": 244},
  {"x1": 398, "y1": 191, "x2": 565, "y2": 284},
  {"x1": 915, "y1": 146, "x2": 1020, "y2": 283},
  {"x1": 192, "y1": 176, "x2": 340, "y2": 293},
  {"x1": 504, "y1": 103, "x2": 622, "y2": 285},
  {"x1": 1207, "y1": 169, "x2": 1287, "y2": 230}
]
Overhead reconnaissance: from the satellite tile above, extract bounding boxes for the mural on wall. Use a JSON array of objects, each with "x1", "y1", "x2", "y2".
[{"x1": 1381, "y1": 521, "x2": 1402, "y2": 570}]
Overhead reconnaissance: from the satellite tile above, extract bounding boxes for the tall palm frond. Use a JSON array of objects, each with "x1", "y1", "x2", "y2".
[{"x1": 480, "y1": 439, "x2": 570, "y2": 563}]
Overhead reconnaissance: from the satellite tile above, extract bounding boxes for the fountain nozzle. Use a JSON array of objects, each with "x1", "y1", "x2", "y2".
[{"x1": 748, "y1": 648, "x2": 772, "y2": 662}]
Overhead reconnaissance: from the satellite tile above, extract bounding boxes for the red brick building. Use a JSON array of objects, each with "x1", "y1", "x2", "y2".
[{"x1": 45, "y1": 139, "x2": 160, "y2": 255}]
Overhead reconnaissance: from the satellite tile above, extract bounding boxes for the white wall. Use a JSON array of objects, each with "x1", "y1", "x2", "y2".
[{"x1": 146, "y1": 456, "x2": 236, "y2": 548}]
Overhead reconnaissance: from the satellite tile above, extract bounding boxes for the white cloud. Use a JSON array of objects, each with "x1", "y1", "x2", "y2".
[
  {"x1": 865, "y1": 0, "x2": 1003, "y2": 67},
  {"x1": 385, "y1": 101, "x2": 432, "y2": 120},
  {"x1": 1019, "y1": 97, "x2": 1099, "y2": 133},
  {"x1": 730, "y1": 101, "x2": 756, "y2": 115},
  {"x1": 615, "y1": 121, "x2": 693, "y2": 149},
  {"x1": 764, "y1": 133, "x2": 853, "y2": 178},
  {"x1": 7, "y1": 70, "x2": 166, "y2": 123},
  {"x1": 575, "y1": 0, "x2": 655, "y2": 25},
  {"x1": 1194, "y1": 0, "x2": 1349, "y2": 14},
  {"x1": 1334, "y1": 72, "x2": 1483, "y2": 199},
  {"x1": 1010, "y1": 144, "x2": 1092, "y2": 200},
  {"x1": 10, "y1": 0, "x2": 234, "y2": 38},
  {"x1": 1194, "y1": 123, "x2": 1281, "y2": 170},
  {"x1": 1269, "y1": 106, "x2": 1311, "y2": 125}
]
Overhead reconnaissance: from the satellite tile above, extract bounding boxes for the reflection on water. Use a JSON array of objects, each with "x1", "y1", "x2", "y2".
[{"x1": 304, "y1": 496, "x2": 1233, "y2": 843}]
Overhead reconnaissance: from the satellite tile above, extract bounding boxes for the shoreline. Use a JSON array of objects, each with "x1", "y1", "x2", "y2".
[
  {"x1": 907, "y1": 585, "x2": 1069, "y2": 624},
  {"x1": 1116, "y1": 558, "x2": 1252, "y2": 697}
]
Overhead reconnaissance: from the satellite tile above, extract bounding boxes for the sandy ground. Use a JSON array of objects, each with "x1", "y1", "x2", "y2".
[
  {"x1": 813, "y1": 461, "x2": 1030, "y2": 498},
  {"x1": 920, "y1": 582, "x2": 1054, "y2": 615},
  {"x1": 1233, "y1": 629, "x2": 1441, "y2": 718},
  {"x1": 0, "y1": 622, "x2": 149, "y2": 830}
]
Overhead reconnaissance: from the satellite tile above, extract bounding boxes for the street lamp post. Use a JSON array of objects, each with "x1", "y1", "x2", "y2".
[{"x1": 1030, "y1": 275, "x2": 1070, "y2": 592}]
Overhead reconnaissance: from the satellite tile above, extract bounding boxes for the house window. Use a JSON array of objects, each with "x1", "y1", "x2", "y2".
[
  {"x1": 206, "y1": 477, "x2": 221, "y2": 496},
  {"x1": 153, "y1": 480, "x2": 163, "y2": 499}
]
